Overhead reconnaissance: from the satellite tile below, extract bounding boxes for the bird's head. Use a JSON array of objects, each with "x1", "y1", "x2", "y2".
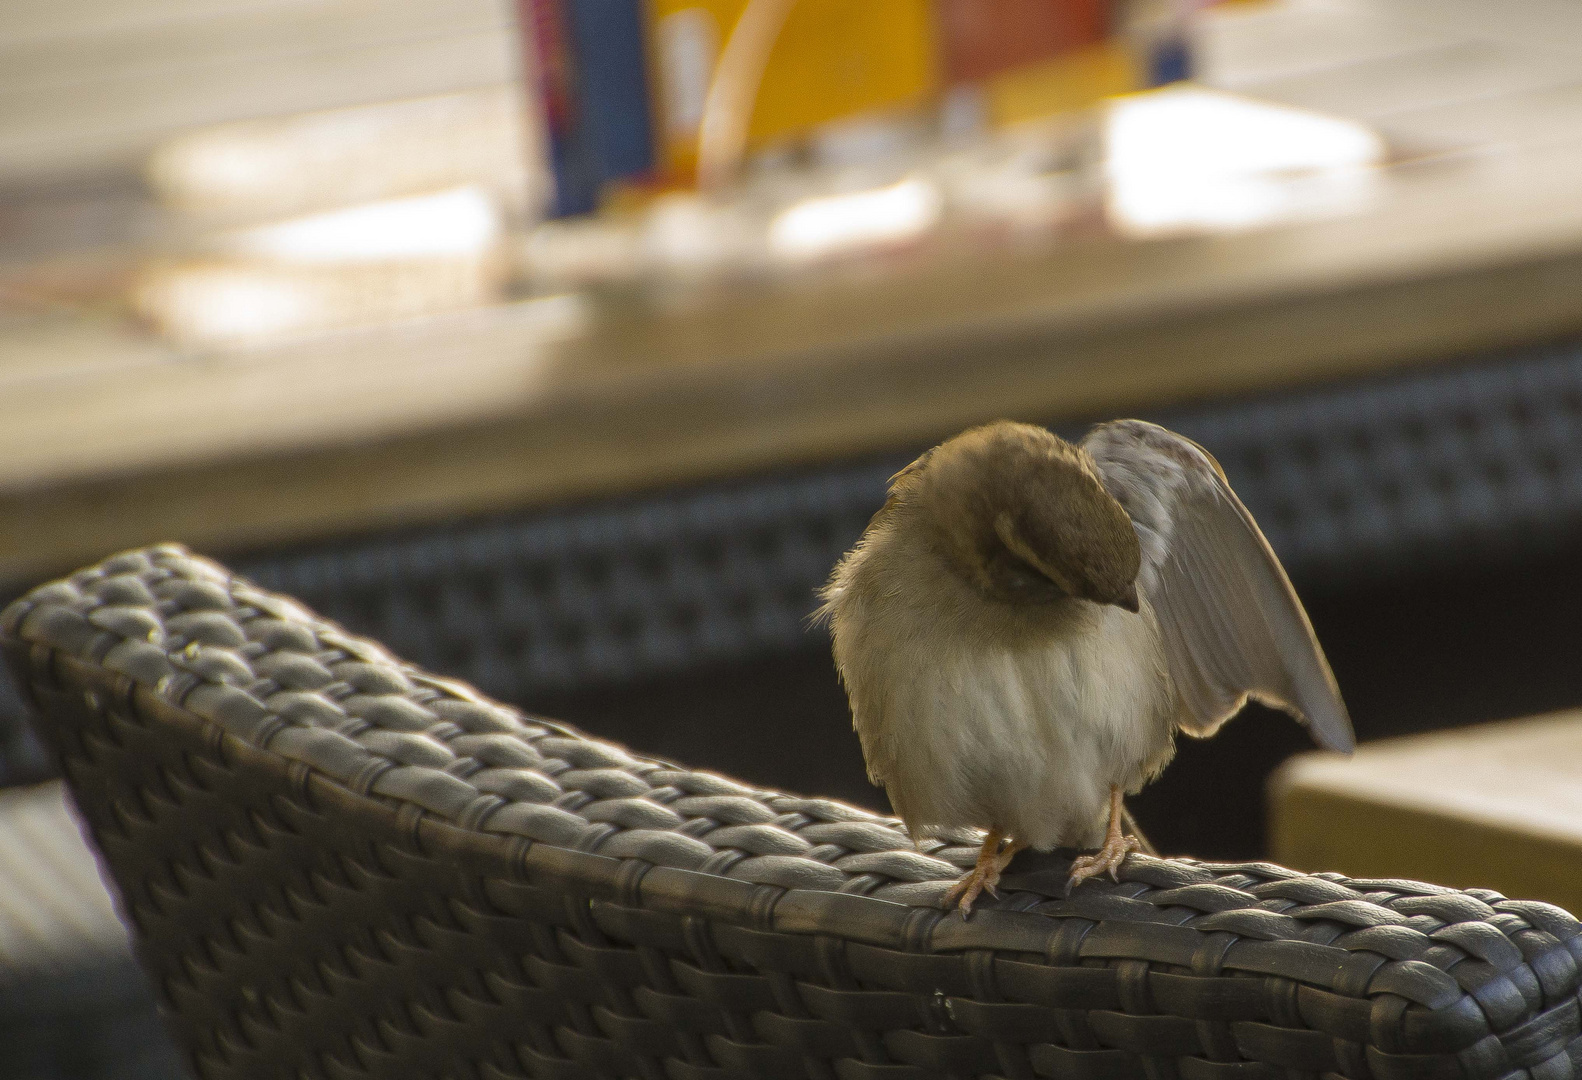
[{"x1": 902, "y1": 420, "x2": 1141, "y2": 611}]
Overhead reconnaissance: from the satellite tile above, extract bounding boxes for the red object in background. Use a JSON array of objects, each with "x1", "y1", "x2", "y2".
[
  {"x1": 937, "y1": 0, "x2": 1110, "y2": 83},
  {"x1": 518, "y1": 0, "x2": 577, "y2": 133}
]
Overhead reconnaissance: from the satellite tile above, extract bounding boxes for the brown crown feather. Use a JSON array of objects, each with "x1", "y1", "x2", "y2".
[{"x1": 904, "y1": 421, "x2": 1141, "y2": 609}]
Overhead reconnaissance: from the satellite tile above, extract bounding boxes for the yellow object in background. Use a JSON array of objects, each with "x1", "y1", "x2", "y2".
[
  {"x1": 985, "y1": 40, "x2": 1139, "y2": 126},
  {"x1": 648, "y1": 0, "x2": 939, "y2": 179}
]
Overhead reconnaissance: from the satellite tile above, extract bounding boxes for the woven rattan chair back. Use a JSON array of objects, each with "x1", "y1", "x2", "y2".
[{"x1": 5, "y1": 546, "x2": 1580, "y2": 1080}]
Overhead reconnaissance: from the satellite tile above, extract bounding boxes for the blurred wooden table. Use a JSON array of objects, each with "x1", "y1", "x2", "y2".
[
  {"x1": 5, "y1": 0, "x2": 1582, "y2": 585},
  {"x1": 1271, "y1": 710, "x2": 1582, "y2": 916}
]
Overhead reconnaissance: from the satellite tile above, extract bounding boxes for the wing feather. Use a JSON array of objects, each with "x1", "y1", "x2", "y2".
[{"x1": 1083, "y1": 420, "x2": 1354, "y2": 752}]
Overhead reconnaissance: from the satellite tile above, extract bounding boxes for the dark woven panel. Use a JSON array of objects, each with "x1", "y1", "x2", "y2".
[
  {"x1": 6, "y1": 545, "x2": 1581, "y2": 1080},
  {"x1": 228, "y1": 338, "x2": 1582, "y2": 710},
  {"x1": 238, "y1": 470, "x2": 881, "y2": 706},
  {"x1": 1184, "y1": 339, "x2": 1582, "y2": 579}
]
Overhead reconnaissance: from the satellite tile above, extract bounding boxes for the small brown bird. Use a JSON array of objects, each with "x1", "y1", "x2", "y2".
[{"x1": 819, "y1": 419, "x2": 1353, "y2": 912}]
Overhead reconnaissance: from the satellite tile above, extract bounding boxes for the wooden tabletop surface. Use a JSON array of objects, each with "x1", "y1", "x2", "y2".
[
  {"x1": 3, "y1": 0, "x2": 1582, "y2": 586},
  {"x1": 1271, "y1": 709, "x2": 1582, "y2": 916}
]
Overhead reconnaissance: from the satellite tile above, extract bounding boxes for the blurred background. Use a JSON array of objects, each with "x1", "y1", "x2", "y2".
[{"x1": 5, "y1": 0, "x2": 1582, "y2": 1074}]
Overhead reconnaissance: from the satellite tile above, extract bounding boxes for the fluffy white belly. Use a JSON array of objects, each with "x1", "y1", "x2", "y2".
[{"x1": 875, "y1": 602, "x2": 1175, "y2": 851}]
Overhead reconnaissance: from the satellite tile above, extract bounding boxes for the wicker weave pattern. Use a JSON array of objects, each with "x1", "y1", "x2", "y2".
[{"x1": 4, "y1": 546, "x2": 1581, "y2": 1080}]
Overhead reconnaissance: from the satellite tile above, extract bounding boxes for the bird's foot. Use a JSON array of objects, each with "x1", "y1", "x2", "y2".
[
  {"x1": 942, "y1": 831, "x2": 1024, "y2": 916},
  {"x1": 1066, "y1": 833, "x2": 1141, "y2": 893},
  {"x1": 942, "y1": 862, "x2": 1001, "y2": 915}
]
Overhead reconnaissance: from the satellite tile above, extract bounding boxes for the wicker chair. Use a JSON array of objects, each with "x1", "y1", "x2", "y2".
[{"x1": 5, "y1": 545, "x2": 1580, "y2": 1080}]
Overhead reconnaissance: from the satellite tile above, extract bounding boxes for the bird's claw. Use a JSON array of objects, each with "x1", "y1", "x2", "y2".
[
  {"x1": 943, "y1": 864, "x2": 1001, "y2": 917},
  {"x1": 944, "y1": 831, "x2": 1026, "y2": 916},
  {"x1": 1065, "y1": 834, "x2": 1141, "y2": 895}
]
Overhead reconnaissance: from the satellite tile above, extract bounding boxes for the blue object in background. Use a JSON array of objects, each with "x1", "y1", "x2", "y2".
[
  {"x1": 534, "y1": 0, "x2": 657, "y2": 217},
  {"x1": 546, "y1": 123, "x2": 600, "y2": 218},
  {"x1": 565, "y1": 0, "x2": 657, "y2": 181},
  {"x1": 1149, "y1": 33, "x2": 1193, "y2": 85}
]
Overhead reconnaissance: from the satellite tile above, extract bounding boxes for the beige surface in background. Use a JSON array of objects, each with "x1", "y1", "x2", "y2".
[
  {"x1": 1271, "y1": 711, "x2": 1582, "y2": 916},
  {"x1": 0, "y1": 781, "x2": 129, "y2": 973},
  {"x1": 7, "y1": 0, "x2": 1582, "y2": 584},
  {"x1": 0, "y1": 0, "x2": 519, "y2": 184},
  {"x1": 9, "y1": 0, "x2": 1582, "y2": 184}
]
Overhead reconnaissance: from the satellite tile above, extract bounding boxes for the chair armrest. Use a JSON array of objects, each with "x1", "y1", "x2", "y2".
[{"x1": 5, "y1": 544, "x2": 1579, "y2": 1080}]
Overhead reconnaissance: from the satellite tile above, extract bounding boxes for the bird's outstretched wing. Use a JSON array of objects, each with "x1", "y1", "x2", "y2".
[{"x1": 1082, "y1": 420, "x2": 1354, "y2": 752}]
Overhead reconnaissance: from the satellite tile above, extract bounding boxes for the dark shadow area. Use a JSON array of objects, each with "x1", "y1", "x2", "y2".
[{"x1": 0, "y1": 956, "x2": 185, "y2": 1080}]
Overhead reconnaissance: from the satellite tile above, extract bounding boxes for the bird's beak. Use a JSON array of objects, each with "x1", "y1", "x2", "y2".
[{"x1": 1115, "y1": 583, "x2": 1140, "y2": 613}]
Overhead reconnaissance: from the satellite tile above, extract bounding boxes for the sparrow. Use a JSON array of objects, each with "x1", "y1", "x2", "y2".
[{"x1": 818, "y1": 419, "x2": 1353, "y2": 912}]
